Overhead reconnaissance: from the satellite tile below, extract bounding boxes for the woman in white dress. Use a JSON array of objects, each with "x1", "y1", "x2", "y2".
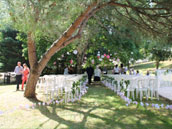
[
  {"x1": 94, "y1": 66, "x2": 101, "y2": 81},
  {"x1": 113, "y1": 64, "x2": 119, "y2": 74}
]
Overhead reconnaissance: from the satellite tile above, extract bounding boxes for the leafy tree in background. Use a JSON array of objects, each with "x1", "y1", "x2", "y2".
[
  {"x1": 142, "y1": 40, "x2": 172, "y2": 69},
  {"x1": 0, "y1": 27, "x2": 26, "y2": 71},
  {"x1": 151, "y1": 47, "x2": 172, "y2": 69}
]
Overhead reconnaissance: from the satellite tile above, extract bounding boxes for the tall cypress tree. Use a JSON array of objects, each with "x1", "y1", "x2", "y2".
[{"x1": 0, "y1": 27, "x2": 26, "y2": 71}]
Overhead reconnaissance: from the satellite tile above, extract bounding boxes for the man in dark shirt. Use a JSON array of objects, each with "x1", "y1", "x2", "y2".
[{"x1": 86, "y1": 65, "x2": 94, "y2": 84}]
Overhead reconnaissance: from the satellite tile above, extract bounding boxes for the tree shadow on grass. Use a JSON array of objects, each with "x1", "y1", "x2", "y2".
[
  {"x1": 28, "y1": 85, "x2": 172, "y2": 129},
  {"x1": 35, "y1": 104, "x2": 172, "y2": 129}
]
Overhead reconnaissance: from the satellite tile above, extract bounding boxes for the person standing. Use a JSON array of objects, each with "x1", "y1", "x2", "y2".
[
  {"x1": 113, "y1": 64, "x2": 119, "y2": 74},
  {"x1": 64, "y1": 66, "x2": 69, "y2": 75},
  {"x1": 86, "y1": 65, "x2": 94, "y2": 84},
  {"x1": 94, "y1": 66, "x2": 101, "y2": 81},
  {"x1": 119, "y1": 64, "x2": 125, "y2": 74},
  {"x1": 146, "y1": 71, "x2": 150, "y2": 76},
  {"x1": 129, "y1": 69, "x2": 132, "y2": 75},
  {"x1": 21, "y1": 63, "x2": 30, "y2": 90},
  {"x1": 136, "y1": 70, "x2": 140, "y2": 76},
  {"x1": 132, "y1": 68, "x2": 136, "y2": 75},
  {"x1": 124, "y1": 67, "x2": 127, "y2": 74},
  {"x1": 14, "y1": 62, "x2": 23, "y2": 91}
]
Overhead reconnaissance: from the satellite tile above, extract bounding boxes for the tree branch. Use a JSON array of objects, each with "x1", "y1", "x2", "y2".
[
  {"x1": 109, "y1": 1, "x2": 168, "y2": 11},
  {"x1": 114, "y1": 8, "x2": 145, "y2": 31},
  {"x1": 38, "y1": 1, "x2": 99, "y2": 71},
  {"x1": 93, "y1": 15, "x2": 109, "y2": 32}
]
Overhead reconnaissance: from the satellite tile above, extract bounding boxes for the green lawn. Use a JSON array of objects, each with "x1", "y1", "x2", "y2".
[
  {"x1": 0, "y1": 85, "x2": 172, "y2": 129},
  {"x1": 132, "y1": 60, "x2": 172, "y2": 75}
]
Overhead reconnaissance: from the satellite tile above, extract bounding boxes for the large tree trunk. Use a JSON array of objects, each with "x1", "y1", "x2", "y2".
[
  {"x1": 24, "y1": 32, "x2": 40, "y2": 98},
  {"x1": 156, "y1": 60, "x2": 160, "y2": 69},
  {"x1": 24, "y1": 69, "x2": 40, "y2": 98}
]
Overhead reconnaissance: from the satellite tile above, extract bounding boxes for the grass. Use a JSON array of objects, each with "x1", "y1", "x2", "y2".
[
  {"x1": 0, "y1": 85, "x2": 172, "y2": 129},
  {"x1": 132, "y1": 60, "x2": 172, "y2": 75}
]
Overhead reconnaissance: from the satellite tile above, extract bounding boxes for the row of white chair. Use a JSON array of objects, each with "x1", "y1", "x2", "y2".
[
  {"x1": 36, "y1": 75, "x2": 87, "y2": 103},
  {"x1": 103, "y1": 75, "x2": 159, "y2": 101}
]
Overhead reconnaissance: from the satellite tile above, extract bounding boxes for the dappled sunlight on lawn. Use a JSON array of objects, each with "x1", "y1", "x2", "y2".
[{"x1": 0, "y1": 85, "x2": 172, "y2": 129}]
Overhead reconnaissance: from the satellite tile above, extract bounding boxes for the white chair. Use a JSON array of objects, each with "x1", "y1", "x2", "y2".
[
  {"x1": 126, "y1": 79, "x2": 136, "y2": 100},
  {"x1": 149, "y1": 78, "x2": 159, "y2": 100},
  {"x1": 36, "y1": 77, "x2": 46, "y2": 92},
  {"x1": 64, "y1": 80, "x2": 73, "y2": 103},
  {"x1": 137, "y1": 78, "x2": 148, "y2": 101},
  {"x1": 45, "y1": 77, "x2": 55, "y2": 100}
]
